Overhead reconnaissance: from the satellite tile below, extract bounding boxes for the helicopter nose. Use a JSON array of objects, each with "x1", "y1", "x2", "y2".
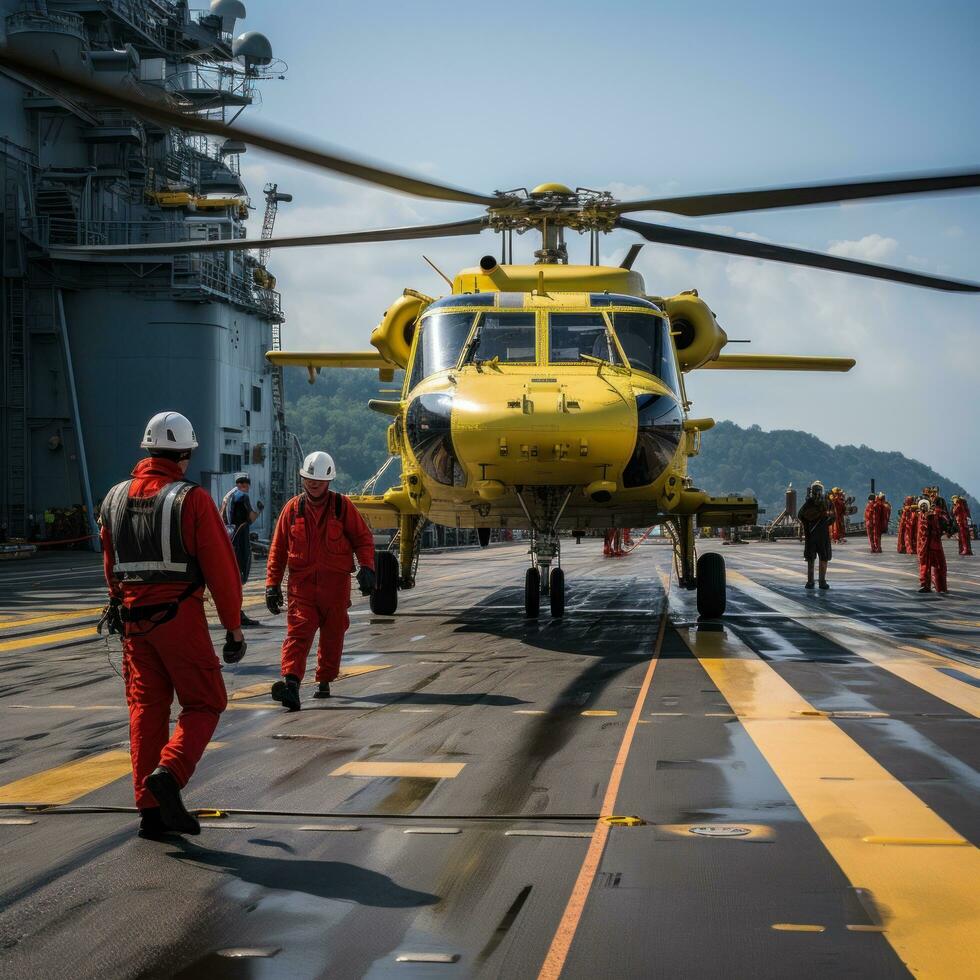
[{"x1": 450, "y1": 375, "x2": 637, "y2": 489}]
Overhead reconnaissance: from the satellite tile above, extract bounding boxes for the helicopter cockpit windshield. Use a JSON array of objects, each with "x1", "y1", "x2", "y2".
[
  {"x1": 610, "y1": 311, "x2": 680, "y2": 394},
  {"x1": 462, "y1": 312, "x2": 536, "y2": 365},
  {"x1": 408, "y1": 311, "x2": 475, "y2": 390},
  {"x1": 548, "y1": 313, "x2": 621, "y2": 365}
]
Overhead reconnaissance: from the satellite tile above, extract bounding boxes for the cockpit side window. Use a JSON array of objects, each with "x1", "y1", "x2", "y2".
[
  {"x1": 463, "y1": 312, "x2": 536, "y2": 364},
  {"x1": 408, "y1": 312, "x2": 475, "y2": 392},
  {"x1": 612, "y1": 312, "x2": 680, "y2": 393},
  {"x1": 548, "y1": 313, "x2": 621, "y2": 364}
]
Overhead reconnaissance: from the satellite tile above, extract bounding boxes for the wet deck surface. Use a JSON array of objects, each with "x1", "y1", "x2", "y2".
[{"x1": 0, "y1": 538, "x2": 977, "y2": 978}]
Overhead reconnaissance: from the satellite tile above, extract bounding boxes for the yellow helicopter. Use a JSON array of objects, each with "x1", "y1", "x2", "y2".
[{"x1": 8, "y1": 46, "x2": 977, "y2": 619}]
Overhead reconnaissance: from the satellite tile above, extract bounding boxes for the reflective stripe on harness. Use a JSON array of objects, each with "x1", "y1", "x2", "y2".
[{"x1": 103, "y1": 478, "x2": 203, "y2": 584}]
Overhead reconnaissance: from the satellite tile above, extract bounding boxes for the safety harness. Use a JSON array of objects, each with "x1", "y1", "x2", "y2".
[
  {"x1": 293, "y1": 490, "x2": 345, "y2": 524},
  {"x1": 100, "y1": 478, "x2": 205, "y2": 634}
]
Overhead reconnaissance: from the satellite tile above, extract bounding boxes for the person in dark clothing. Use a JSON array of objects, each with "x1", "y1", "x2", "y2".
[
  {"x1": 221, "y1": 473, "x2": 263, "y2": 627},
  {"x1": 799, "y1": 480, "x2": 833, "y2": 590}
]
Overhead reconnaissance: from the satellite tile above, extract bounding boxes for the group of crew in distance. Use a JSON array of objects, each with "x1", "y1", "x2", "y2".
[{"x1": 797, "y1": 482, "x2": 972, "y2": 594}]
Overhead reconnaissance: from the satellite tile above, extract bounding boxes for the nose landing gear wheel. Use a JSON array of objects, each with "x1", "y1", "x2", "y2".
[
  {"x1": 550, "y1": 567, "x2": 565, "y2": 617},
  {"x1": 696, "y1": 552, "x2": 726, "y2": 618},
  {"x1": 524, "y1": 567, "x2": 540, "y2": 618},
  {"x1": 478, "y1": 527, "x2": 491, "y2": 548},
  {"x1": 370, "y1": 551, "x2": 399, "y2": 615}
]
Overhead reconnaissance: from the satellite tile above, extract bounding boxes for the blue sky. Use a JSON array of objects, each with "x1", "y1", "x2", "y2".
[{"x1": 237, "y1": 0, "x2": 980, "y2": 493}]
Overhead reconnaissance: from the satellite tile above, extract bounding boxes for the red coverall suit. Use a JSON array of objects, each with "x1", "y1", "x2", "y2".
[
  {"x1": 953, "y1": 499, "x2": 973, "y2": 556},
  {"x1": 864, "y1": 501, "x2": 879, "y2": 552},
  {"x1": 101, "y1": 458, "x2": 242, "y2": 809},
  {"x1": 916, "y1": 510, "x2": 948, "y2": 592},
  {"x1": 873, "y1": 498, "x2": 889, "y2": 552},
  {"x1": 267, "y1": 491, "x2": 375, "y2": 684},
  {"x1": 897, "y1": 498, "x2": 913, "y2": 553},
  {"x1": 832, "y1": 494, "x2": 847, "y2": 543},
  {"x1": 906, "y1": 508, "x2": 919, "y2": 556}
]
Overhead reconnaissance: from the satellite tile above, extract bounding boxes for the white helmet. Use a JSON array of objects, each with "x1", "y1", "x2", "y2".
[
  {"x1": 235, "y1": 472, "x2": 250, "y2": 483},
  {"x1": 300, "y1": 451, "x2": 335, "y2": 481},
  {"x1": 141, "y1": 411, "x2": 198, "y2": 451}
]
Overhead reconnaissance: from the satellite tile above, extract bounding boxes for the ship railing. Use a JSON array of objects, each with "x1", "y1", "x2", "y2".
[
  {"x1": 5, "y1": 10, "x2": 86, "y2": 42},
  {"x1": 164, "y1": 64, "x2": 255, "y2": 104},
  {"x1": 97, "y1": 0, "x2": 176, "y2": 52},
  {"x1": 24, "y1": 218, "x2": 192, "y2": 247}
]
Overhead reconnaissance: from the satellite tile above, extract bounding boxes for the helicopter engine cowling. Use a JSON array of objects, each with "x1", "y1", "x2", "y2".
[
  {"x1": 658, "y1": 290, "x2": 728, "y2": 371},
  {"x1": 370, "y1": 291, "x2": 429, "y2": 369}
]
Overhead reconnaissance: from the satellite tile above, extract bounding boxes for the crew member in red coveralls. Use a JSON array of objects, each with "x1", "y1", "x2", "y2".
[
  {"x1": 915, "y1": 498, "x2": 948, "y2": 593},
  {"x1": 897, "y1": 496, "x2": 913, "y2": 553},
  {"x1": 906, "y1": 497, "x2": 920, "y2": 555},
  {"x1": 952, "y1": 496, "x2": 973, "y2": 556},
  {"x1": 99, "y1": 412, "x2": 244, "y2": 839},
  {"x1": 864, "y1": 494, "x2": 879, "y2": 552},
  {"x1": 876, "y1": 492, "x2": 891, "y2": 550},
  {"x1": 831, "y1": 488, "x2": 848, "y2": 543},
  {"x1": 265, "y1": 451, "x2": 376, "y2": 711}
]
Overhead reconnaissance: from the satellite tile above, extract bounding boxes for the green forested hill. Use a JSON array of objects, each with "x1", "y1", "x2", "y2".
[
  {"x1": 284, "y1": 369, "x2": 401, "y2": 491},
  {"x1": 284, "y1": 370, "x2": 977, "y2": 512},
  {"x1": 689, "y1": 420, "x2": 977, "y2": 517}
]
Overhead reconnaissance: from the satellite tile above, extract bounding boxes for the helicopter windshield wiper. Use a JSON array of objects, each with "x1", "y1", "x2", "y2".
[{"x1": 462, "y1": 326, "x2": 483, "y2": 366}]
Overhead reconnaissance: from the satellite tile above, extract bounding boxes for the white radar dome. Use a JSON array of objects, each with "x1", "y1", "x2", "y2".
[
  {"x1": 233, "y1": 31, "x2": 273, "y2": 67},
  {"x1": 210, "y1": 0, "x2": 246, "y2": 34}
]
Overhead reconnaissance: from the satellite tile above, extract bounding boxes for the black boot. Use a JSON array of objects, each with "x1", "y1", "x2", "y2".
[
  {"x1": 312, "y1": 681, "x2": 332, "y2": 699},
  {"x1": 805, "y1": 579, "x2": 815, "y2": 589},
  {"x1": 239, "y1": 611, "x2": 262, "y2": 627},
  {"x1": 144, "y1": 767, "x2": 201, "y2": 836},
  {"x1": 818, "y1": 580, "x2": 830, "y2": 590},
  {"x1": 271, "y1": 674, "x2": 301, "y2": 711},
  {"x1": 918, "y1": 585, "x2": 931, "y2": 593},
  {"x1": 137, "y1": 806, "x2": 175, "y2": 841}
]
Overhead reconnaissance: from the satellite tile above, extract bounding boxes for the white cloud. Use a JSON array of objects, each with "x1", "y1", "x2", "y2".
[{"x1": 827, "y1": 233, "x2": 898, "y2": 261}]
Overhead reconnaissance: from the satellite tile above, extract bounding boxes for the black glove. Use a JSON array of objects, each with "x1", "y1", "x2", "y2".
[
  {"x1": 257, "y1": 500, "x2": 265, "y2": 511},
  {"x1": 97, "y1": 596, "x2": 124, "y2": 636},
  {"x1": 265, "y1": 584, "x2": 283, "y2": 615},
  {"x1": 356, "y1": 566, "x2": 376, "y2": 596},
  {"x1": 223, "y1": 631, "x2": 247, "y2": 664}
]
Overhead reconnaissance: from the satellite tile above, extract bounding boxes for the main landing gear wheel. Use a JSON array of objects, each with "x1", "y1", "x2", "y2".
[
  {"x1": 550, "y1": 567, "x2": 565, "y2": 618},
  {"x1": 696, "y1": 552, "x2": 727, "y2": 618},
  {"x1": 524, "y1": 567, "x2": 540, "y2": 618},
  {"x1": 371, "y1": 551, "x2": 399, "y2": 615}
]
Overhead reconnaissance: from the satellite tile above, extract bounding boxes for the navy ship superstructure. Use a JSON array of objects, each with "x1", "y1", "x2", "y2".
[{"x1": 0, "y1": 0, "x2": 300, "y2": 543}]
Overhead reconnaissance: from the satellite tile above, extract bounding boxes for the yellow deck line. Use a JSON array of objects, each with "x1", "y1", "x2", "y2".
[
  {"x1": 0, "y1": 749, "x2": 133, "y2": 804},
  {"x1": 0, "y1": 594, "x2": 274, "y2": 655},
  {"x1": 680, "y1": 625, "x2": 979, "y2": 979},
  {"x1": 0, "y1": 625, "x2": 97, "y2": 653},
  {"x1": 228, "y1": 664, "x2": 392, "y2": 708},
  {"x1": 331, "y1": 761, "x2": 465, "y2": 779},
  {"x1": 0, "y1": 606, "x2": 103, "y2": 630},
  {"x1": 728, "y1": 571, "x2": 980, "y2": 717},
  {"x1": 0, "y1": 742, "x2": 226, "y2": 805},
  {"x1": 923, "y1": 636, "x2": 979, "y2": 655}
]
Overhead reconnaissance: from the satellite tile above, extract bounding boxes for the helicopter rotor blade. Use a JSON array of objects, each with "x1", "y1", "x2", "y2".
[
  {"x1": 613, "y1": 170, "x2": 980, "y2": 217},
  {"x1": 50, "y1": 217, "x2": 489, "y2": 257},
  {"x1": 617, "y1": 217, "x2": 980, "y2": 292},
  {"x1": 0, "y1": 47, "x2": 500, "y2": 207}
]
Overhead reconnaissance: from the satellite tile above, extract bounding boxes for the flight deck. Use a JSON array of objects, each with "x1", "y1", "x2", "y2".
[{"x1": 0, "y1": 540, "x2": 976, "y2": 979}]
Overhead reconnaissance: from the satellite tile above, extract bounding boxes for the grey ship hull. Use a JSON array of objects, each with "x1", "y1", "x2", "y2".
[{"x1": 1, "y1": 0, "x2": 297, "y2": 543}]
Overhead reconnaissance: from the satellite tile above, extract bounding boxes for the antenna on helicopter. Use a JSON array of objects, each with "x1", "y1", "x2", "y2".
[{"x1": 422, "y1": 255, "x2": 453, "y2": 289}]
